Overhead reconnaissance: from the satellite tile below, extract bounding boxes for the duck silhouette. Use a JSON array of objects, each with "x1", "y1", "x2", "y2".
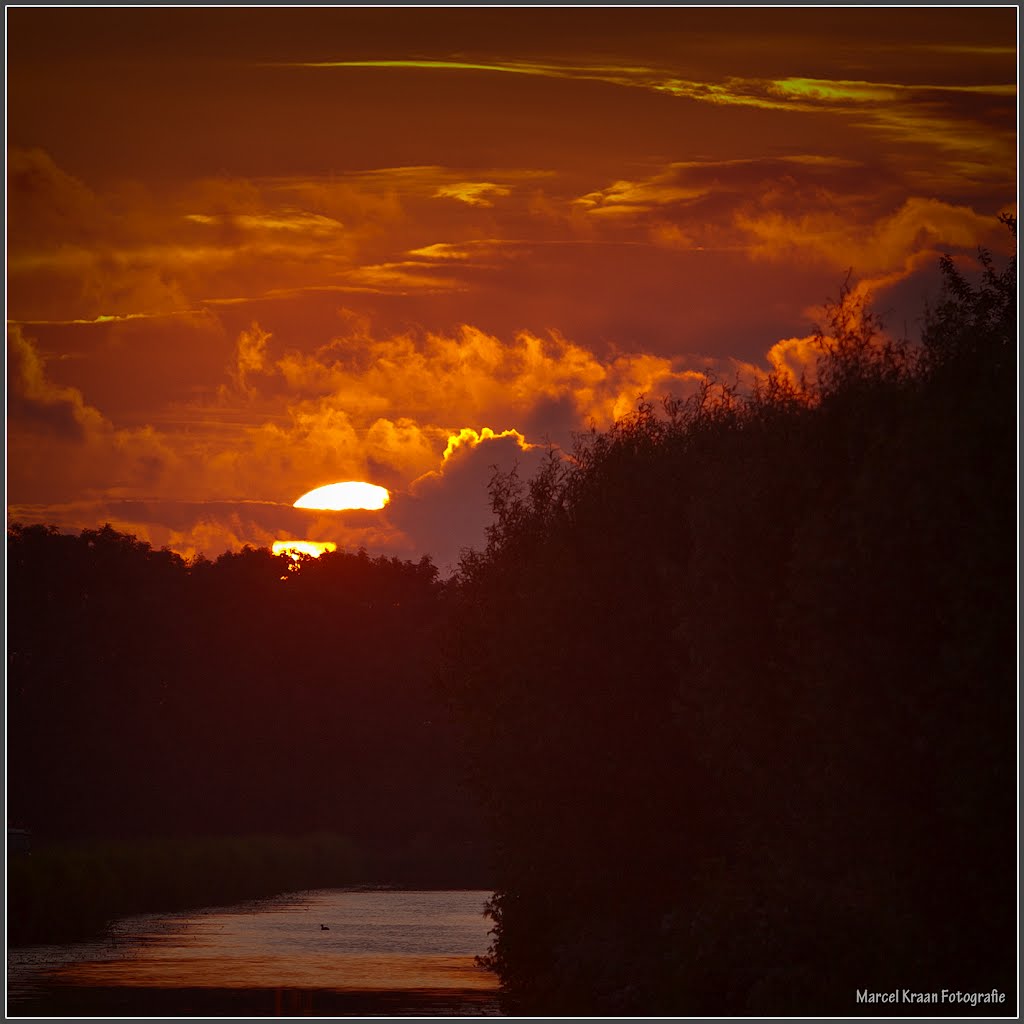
[{"x1": 320, "y1": 924, "x2": 330, "y2": 930}]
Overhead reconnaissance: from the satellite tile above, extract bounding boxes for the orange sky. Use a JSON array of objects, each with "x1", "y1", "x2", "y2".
[{"x1": 6, "y1": 8, "x2": 1017, "y2": 571}]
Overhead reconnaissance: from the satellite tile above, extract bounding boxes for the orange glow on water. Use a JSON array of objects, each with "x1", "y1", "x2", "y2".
[
  {"x1": 32, "y1": 889, "x2": 498, "y2": 999},
  {"x1": 293, "y1": 482, "x2": 390, "y2": 511},
  {"x1": 272, "y1": 540, "x2": 338, "y2": 560},
  {"x1": 57, "y1": 952, "x2": 496, "y2": 992}
]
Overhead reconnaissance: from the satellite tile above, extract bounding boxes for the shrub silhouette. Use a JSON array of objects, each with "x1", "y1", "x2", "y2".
[{"x1": 442, "y1": 222, "x2": 1017, "y2": 1015}]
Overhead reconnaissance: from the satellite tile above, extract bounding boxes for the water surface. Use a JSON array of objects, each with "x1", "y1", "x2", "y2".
[{"x1": 9, "y1": 888, "x2": 500, "y2": 1017}]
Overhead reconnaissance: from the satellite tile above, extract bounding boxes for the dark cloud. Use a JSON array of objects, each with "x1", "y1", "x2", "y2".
[
  {"x1": 7, "y1": 327, "x2": 108, "y2": 441},
  {"x1": 392, "y1": 432, "x2": 550, "y2": 574},
  {"x1": 7, "y1": 389, "x2": 88, "y2": 441}
]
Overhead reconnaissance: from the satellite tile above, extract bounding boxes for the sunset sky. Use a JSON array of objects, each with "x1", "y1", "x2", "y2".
[{"x1": 7, "y1": 8, "x2": 1017, "y2": 571}]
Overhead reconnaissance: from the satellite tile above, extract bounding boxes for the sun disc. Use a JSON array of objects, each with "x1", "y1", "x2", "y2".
[
  {"x1": 294, "y1": 481, "x2": 390, "y2": 511},
  {"x1": 272, "y1": 540, "x2": 337, "y2": 560}
]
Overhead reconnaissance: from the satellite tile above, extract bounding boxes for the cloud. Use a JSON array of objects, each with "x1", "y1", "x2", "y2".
[
  {"x1": 230, "y1": 321, "x2": 273, "y2": 394},
  {"x1": 267, "y1": 57, "x2": 912, "y2": 111},
  {"x1": 267, "y1": 322, "x2": 706, "y2": 433},
  {"x1": 575, "y1": 168, "x2": 708, "y2": 217},
  {"x1": 365, "y1": 418, "x2": 447, "y2": 481},
  {"x1": 187, "y1": 209, "x2": 345, "y2": 236},
  {"x1": 440, "y1": 426, "x2": 533, "y2": 461},
  {"x1": 735, "y1": 196, "x2": 1001, "y2": 276},
  {"x1": 6, "y1": 153, "x2": 567, "y2": 323},
  {"x1": 7, "y1": 147, "x2": 108, "y2": 249},
  {"x1": 9, "y1": 304, "x2": 729, "y2": 563},
  {"x1": 7, "y1": 133, "x2": 1012, "y2": 567},
  {"x1": 7, "y1": 327, "x2": 188, "y2": 503},
  {"x1": 434, "y1": 182, "x2": 512, "y2": 207},
  {"x1": 8, "y1": 152, "x2": 462, "y2": 319},
  {"x1": 392, "y1": 429, "x2": 550, "y2": 574},
  {"x1": 7, "y1": 326, "x2": 110, "y2": 441},
  {"x1": 762, "y1": 334, "x2": 825, "y2": 389},
  {"x1": 334, "y1": 262, "x2": 465, "y2": 295},
  {"x1": 9, "y1": 310, "x2": 207, "y2": 327},
  {"x1": 199, "y1": 404, "x2": 367, "y2": 501},
  {"x1": 649, "y1": 223, "x2": 702, "y2": 250},
  {"x1": 565, "y1": 156, "x2": 893, "y2": 258},
  {"x1": 278, "y1": 59, "x2": 1014, "y2": 164}
]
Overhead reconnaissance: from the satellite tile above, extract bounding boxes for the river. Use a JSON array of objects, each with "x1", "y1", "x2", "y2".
[{"x1": 7, "y1": 888, "x2": 501, "y2": 1017}]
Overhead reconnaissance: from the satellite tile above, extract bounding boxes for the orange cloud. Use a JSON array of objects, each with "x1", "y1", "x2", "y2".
[
  {"x1": 335, "y1": 262, "x2": 465, "y2": 295},
  {"x1": 6, "y1": 323, "x2": 184, "y2": 504},
  {"x1": 10, "y1": 310, "x2": 736, "y2": 561},
  {"x1": 434, "y1": 182, "x2": 512, "y2": 207},
  {"x1": 283, "y1": 59, "x2": 1014, "y2": 169},
  {"x1": 763, "y1": 334, "x2": 825, "y2": 390},
  {"x1": 8, "y1": 326, "x2": 110, "y2": 441},
  {"x1": 649, "y1": 223, "x2": 701, "y2": 250},
  {"x1": 6, "y1": 152, "x2": 431, "y2": 319},
  {"x1": 407, "y1": 240, "x2": 513, "y2": 263},
  {"x1": 200, "y1": 405, "x2": 367, "y2": 501},
  {"x1": 736, "y1": 197, "x2": 1003, "y2": 277},
  {"x1": 164, "y1": 517, "x2": 278, "y2": 564},
  {"x1": 7, "y1": 148, "x2": 108, "y2": 249},
  {"x1": 268, "y1": 323, "x2": 709, "y2": 434},
  {"x1": 188, "y1": 209, "x2": 345, "y2": 236},
  {"x1": 575, "y1": 169, "x2": 707, "y2": 217},
  {"x1": 230, "y1": 322, "x2": 273, "y2": 394},
  {"x1": 365, "y1": 418, "x2": 446, "y2": 479}
]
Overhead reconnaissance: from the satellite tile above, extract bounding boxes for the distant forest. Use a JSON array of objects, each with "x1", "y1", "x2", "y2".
[
  {"x1": 7, "y1": 534, "x2": 479, "y2": 860},
  {"x1": 7, "y1": 218, "x2": 1016, "y2": 1014}
]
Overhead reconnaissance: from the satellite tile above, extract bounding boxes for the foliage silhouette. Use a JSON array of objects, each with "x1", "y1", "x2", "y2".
[{"x1": 440, "y1": 223, "x2": 1017, "y2": 1014}]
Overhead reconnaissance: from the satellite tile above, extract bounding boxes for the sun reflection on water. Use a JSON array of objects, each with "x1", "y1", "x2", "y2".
[
  {"x1": 58, "y1": 952, "x2": 494, "y2": 991},
  {"x1": 34, "y1": 890, "x2": 497, "y2": 998}
]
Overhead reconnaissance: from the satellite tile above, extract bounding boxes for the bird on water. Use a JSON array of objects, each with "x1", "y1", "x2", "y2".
[{"x1": 320, "y1": 924, "x2": 330, "y2": 930}]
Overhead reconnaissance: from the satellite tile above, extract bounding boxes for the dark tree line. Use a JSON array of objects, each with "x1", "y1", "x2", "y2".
[
  {"x1": 441, "y1": 219, "x2": 1017, "y2": 1014},
  {"x1": 7, "y1": 531, "x2": 483, "y2": 880}
]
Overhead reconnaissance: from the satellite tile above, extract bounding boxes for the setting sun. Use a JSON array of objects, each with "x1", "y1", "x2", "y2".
[
  {"x1": 272, "y1": 540, "x2": 338, "y2": 560},
  {"x1": 293, "y1": 481, "x2": 391, "y2": 511}
]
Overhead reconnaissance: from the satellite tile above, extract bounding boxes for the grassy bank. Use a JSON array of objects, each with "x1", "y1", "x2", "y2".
[{"x1": 8, "y1": 832, "x2": 363, "y2": 946}]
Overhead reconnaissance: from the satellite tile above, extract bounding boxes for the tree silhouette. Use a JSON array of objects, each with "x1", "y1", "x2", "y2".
[
  {"x1": 442, "y1": 223, "x2": 1017, "y2": 1014},
  {"x1": 7, "y1": 526, "x2": 479, "y2": 872}
]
